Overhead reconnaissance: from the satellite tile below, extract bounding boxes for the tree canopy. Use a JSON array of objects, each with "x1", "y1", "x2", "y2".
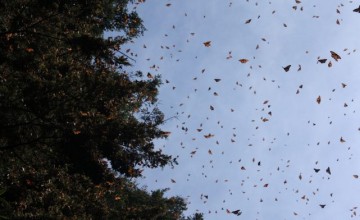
[{"x1": 0, "y1": 0, "x2": 202, "y2": 219}]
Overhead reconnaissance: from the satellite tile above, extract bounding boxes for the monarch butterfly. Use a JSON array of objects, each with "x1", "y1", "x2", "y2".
[
  {"x1": 204, "y1": 133, "x2": 214, "y2": 138},
  {"x1": 328, "y1": 61, "x2": 332, "y2": 67},
  {"x1": 73, "y1": 130, "x2": 81, "y2": 135},
  {"x1": 203, "y1": 41, "x2": 211, "y2": 47},
  {"x1": 239, "y1": 59, "x2": 249, "y2": 63},
  {"x1": 353, "y1": 5, "x2": 360, "y2": 13},
  {"x1": 231, "y1": 210, "x2": 242, "y2": 216},
  {"x1": 330, "y1": 51, "x2": 341, "y2": 61},
  {"x1": 326, "y1": 167, "x2": 331, "y2": 175},
  {"x1": 316, "y1": 96, "x2": 321, "y2": 104},
  {"x1": 318, "y1": 58, "x2": 327, "y2": 63},
  {"x1": 283, "y1": 65, "x2": 291, "y2": 72}
]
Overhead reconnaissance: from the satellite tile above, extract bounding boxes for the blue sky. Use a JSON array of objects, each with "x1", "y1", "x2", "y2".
[{"x1": 124, "y1": 1, "x2": 360, "y2": 219}]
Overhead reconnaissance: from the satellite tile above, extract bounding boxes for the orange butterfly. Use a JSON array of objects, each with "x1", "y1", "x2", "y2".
[
  {"x1": 203, "y1": 41, "x2": 211, "y2": 47},
  {"x1": 330, "y1": 51, "x2": 341, "y2": 61},
  {"x1": 328, "y1": 61, "x2": 332, "y2": 67},
  {"x1": 239, "y1": 59, "x2": 248, "y2": 63},
  {"x1": 316, "y1": 96, "x2": 321, "y2": 104},
  {"x1": 204, "y1": 133, "x2": 214, "y2": 138}
]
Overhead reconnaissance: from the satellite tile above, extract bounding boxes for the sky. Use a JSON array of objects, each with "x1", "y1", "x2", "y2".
[{"x1": 123, "y1": 0, "x2": 360, "y2": 219}]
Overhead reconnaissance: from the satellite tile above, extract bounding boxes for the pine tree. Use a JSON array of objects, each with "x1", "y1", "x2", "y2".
[{"x1": 0, "y1": 0, "x2": 202, "y2": 218}]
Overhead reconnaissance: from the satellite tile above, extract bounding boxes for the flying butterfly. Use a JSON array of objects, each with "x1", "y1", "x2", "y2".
[
  {"x1": 203, "y1": 41, "x2": 211, "y2": 47},
  {"x1": 328, "y1": 61, "x2": 332, "y2": 67},
  {"x1": 214, "y1": 78, "x2": 221, "y2": 82},
  {"x1": 231, "y1": 210, "x2": 242, "y2": 216},
  {"x1": 245, "y1": 19, "x2": 252, "y2": 24},
  {"x1": 318, "y1": 58, "x2": 327, "y2": 64},
  {"x1": 316, "y1": 96, "x2": 321, "y2": 104},
  {"x1": 204, "y1": 133, "x2": 214, "y2": 138},
  {"x1": 283, "y1": 65, "x2": 291, "y2": 72},
  {"x1": 239, "y1": 59, "x2": 249, "y2": 63},
  {"x1": 353, "y1": 5, "x2": 360, "y2": 13},
  {"x1": 330, "y1": 51, "x2": 341, "y2": 61},
  {"x1": 340, "y1": 137, "x2": 346, "y2": 143},
  {"x1": 326, "y1": 167, "x2": 331, "y2": 175}
]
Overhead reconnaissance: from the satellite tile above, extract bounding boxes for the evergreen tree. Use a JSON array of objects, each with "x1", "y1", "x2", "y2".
[{"x1": 0, "y1": 0, "x2": 202, "y2": 218}]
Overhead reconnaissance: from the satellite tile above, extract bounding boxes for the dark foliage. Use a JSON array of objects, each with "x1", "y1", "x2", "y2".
[{"x1": 0, "y1": 0, "x2": 202, "y2": 218}]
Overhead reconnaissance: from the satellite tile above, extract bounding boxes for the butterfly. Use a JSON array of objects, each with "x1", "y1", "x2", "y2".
[
  {"x1": 319, "y1": 204, "x2": 326, "y2": 208},
  {"x1": 231, "y1": 210, "x2": 242, "y2": 216},
  {"x1": 161, "y1": 131, "x2": 171, "y2": 137},
  {"x1": 204, "y1": 133, "x2": 214, "y2": 138},
  {"x1": 203, "y1": 41, "x2": 211, "y2": 47},
  {"x1": 353, "y1": 5, "x2": 360, "y2": 13},
  {"x1": 316, "y1": 96, "x2": 321, "y2": 104},
  {"x1": 318, "y1": 58, "x2": 327, "y2": 63},
  {"x1": 314, "y1": 168, "x2": 320, "y2": 173},
  {"x1": 25, "y1": 48, "x2": 34, "y2": 52},
  {"x1": 147, "y1": 72, "x2": 153, "y2": 78},
  {"x1": 330, "y1": 51, "x2": 341, "y2": 61},
  {"x1": 245, "y1": 19, "x2": 252, "y2": 24},
  {"x1": 214, "y1": 79, "x2": 221, "y2": 82},
  {"x1": 73, "y1": 130, "x2": 81, "y2": 135},
  {"x1": 283, "y1": 65, "x2": 291, "y2": 72},
  {"x1": 239, "y1": 59, "x2": 249, "y2": 63},
  {"x1": 340, "y1": 137, "x2": 346, "y2": 143},
  {"x1": 326, "y1": 167, "x2": 331, "y2": 175}
]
